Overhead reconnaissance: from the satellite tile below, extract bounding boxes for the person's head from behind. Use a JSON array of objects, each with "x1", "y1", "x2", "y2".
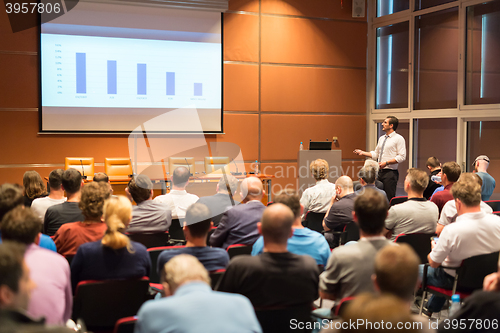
[
  {"x1": 217, "y1": 175, "x2": 239, "y2": 196},
  {"x1": 442, "y1": 161, "x2": 461, "y2": 184},
  {"x1": 0, "y1": 184, "x2": 24, "y2": 222},
  {"x1": 474, "y1": 155, "x2": 490, "y2": 172},
  {"x1": 184, "y1": 203, "x2": 212, "y2": 240},
  {"x1": 102, "y1": 196, "x2": 133, "y2": 252},
  {"x1": 62, "y1": 168, "x2": 83, "y2": 196},
  {"x1": 374, "y1": 244, "x2": 420, "y2": 301},
  {"x1": 240, "y1": 177, "x2": 264, "y2": 202},
  {"x1": 79, "y1": 182, "x2": 111, "y2": 221},
  {"x1": 22, "y1": 171, "x2": 47, "y2": 199},
  {"x1": 48, "y1": 169, "x2": 64, "y2": 191},
  {"x1": 172, "y1": 166, "x2": 190, "y2": 188},
  {"x1": 0, "y1": 242, "x2": 35, "y2": 311},
  {"x1": 93, "y1": 172, "x2": 109, "y2": 183},
  {"x1": 404, "y1": 168, "x2": 429, "y2": 195},
  {"x1": 452, "y1": 173, "x2": 482, "y2": 212},
  {"x1": 358, "y1": 165, "x2": 377, "y2": 185},
  {"x1": 426, "y1": 157, "x2": 441, "y2": 171},
  {"x1": 335, "y1": 176, "x2": 354, "y2": 197},
  {"x1": 273, "y1": 190, "x2": 301, "y2": 220},
  {"x1": 353, "y1": 188, "x2": 388, "y2": 236},
  {"x1": 310, "y1": 159, "x2": 329, "y2": 181},
  {"x1": 1, "y1": 207, "x2": 41, "y2": 245},
  {"x1": 258, "y1": 203, "x2": 294, "y2": 247},
  {"x1": 127, "y1": 174, "x2": 153, "y2": 204},
  {"x1": 162, "y1": 254, "x2": 210, "y2": 296}
]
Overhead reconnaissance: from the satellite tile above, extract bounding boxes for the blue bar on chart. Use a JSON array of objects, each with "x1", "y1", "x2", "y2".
[
  {"x1": 76, "y1": 53, "x2": 86, "y2": 94},
  {"x1": 137, "y1": 64, "x2": 147, "y2": 95},
  {"x1": 194, "y1": 83, "x2": 202, "y2": 96},
  {"x1": 166, "y1": 72, "x2": 175, "y2": 95},
  {"x1": 107, "y1": 60, "x2": 117, "y2": 94}
]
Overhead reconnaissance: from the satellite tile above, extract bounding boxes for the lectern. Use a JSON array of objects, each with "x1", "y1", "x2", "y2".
[{"x1": 297, "y1": 150, "x2": 342, "y2": 195}]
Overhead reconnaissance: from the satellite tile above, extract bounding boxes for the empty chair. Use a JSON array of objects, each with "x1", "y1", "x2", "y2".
[
  {"x1": 303, "y1": 211, "x2": 326, "y2": 233},
  {"x1": 105, "y1": 158, "x2": 133, "y2": 179},
  {"x1": 204, "y1": 156, "x2": 231, "y2": 175},
  {"x1": 168, "y1": 157, "x2": 195, "y2": 175},
  {"x1": 65, "y1": 157, "x2": 94, "y2": 179},
  {"x1": 394, "y1": 232, "x2": 435, "y2": 264},
  {"x1": 226, "y1": 244, "x2": 252, "y2": 259},
  {"x1": 127, "y1": 232, "x2": 170, "y2": 249}
]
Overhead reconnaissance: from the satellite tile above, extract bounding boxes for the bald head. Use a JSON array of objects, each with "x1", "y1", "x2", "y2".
[
  {"x1": 260, "y1": 203, "x2": 294, "y2": 245},
  {"x1": 240, "y1": 177, "x2": 264, "y2": 201},
  {"x1": 335, "y1": 176, "x2": 354, "y2": 198}
]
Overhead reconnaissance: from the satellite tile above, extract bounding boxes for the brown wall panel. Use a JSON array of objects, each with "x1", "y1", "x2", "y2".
[
  {"x1": 261, "y1": 16, "x2": 366, "y2": 67},
  {"x1": 260, "y1": 162, "x2": 298, "y2": 195},
  {"x1": 228, "y1": 0, "x2": 259, "y2": 12},
  {"x1": 223, "y1": 13, "x2": 259, "y2": 62},
  {"x1": 224, "y1": 63, "x2": 259, "y2": 111},
  {"x1": 261, "y1": 66, "x2": 366, "y2": 113},
  {"x1": 0, "y1": 54, "x2": 38, "y2": 108},
  {"x1": 261, "y1": 114, "x2": 366, "y2": 161},
  {"x1": 261, "y1": 0, "x2": 365, "y2": 20},
  {"x1": 420, "y1": 27, "x2": 458, "y2": 71},
  {"x1": 341, "y1": 160, "x2": 364, "y2": 180},
  {"x1": 414, "y1": 71, "x2": 457, "y2": 109},
  {"x1": 0, "y1": 10, "x2": 38, "y2": 52}
]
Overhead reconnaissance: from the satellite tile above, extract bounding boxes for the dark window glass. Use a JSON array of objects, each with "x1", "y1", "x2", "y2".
[{"x1": 377, "y1": 0, "x2": 409, "y2": 17}]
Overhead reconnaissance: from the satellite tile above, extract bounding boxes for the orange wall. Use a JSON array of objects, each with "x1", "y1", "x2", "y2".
[{"x1": 0, "y1": 0, "x2": 367, "y2": 195}]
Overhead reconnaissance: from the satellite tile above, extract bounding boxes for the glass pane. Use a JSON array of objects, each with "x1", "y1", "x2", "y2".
[
  {"x1": 414, "y1": 8, "x2": 458, "y2": 110},
  {"x1": 415, "y1": 0, "x2": 456, "y2": 11},
  {"x1": 466, "y1": 0, "x2": 500, "y2": 105},
  {"x1": 377, "y1": 0, "x2": 409, "y2": 17},
  {"x1": 376, "y1": 22, "x2": 409, "y2": 109},
  {"x1": 377, "y1": 121, "x2": 409, "y2": 197},
  {"x1": 467, "y1": 121, "x2": 500, "y2": 200},
  {"x1": 413, "y1": 118, "x2": 457, "y2": 170}
]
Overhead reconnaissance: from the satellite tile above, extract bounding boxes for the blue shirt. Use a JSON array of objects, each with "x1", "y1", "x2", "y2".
[
  {"x1": 135, "y1": 282, "x2": 262, "y2": 333},
  {"x1": 431, "y1": 186, "x2": 444, "y2": 199},
  {"x1": 476, "y1": 172, "x2": 496, "y2": 201},
  {"x1": 156, "y1": 246, "x2": 229, "y2": 274},
  {"x1": 251, "y1": 228, "x2": 330, "y2": 266},
  {"x1": 0, "y1": 232, "x2": 56, "y2": 252}
]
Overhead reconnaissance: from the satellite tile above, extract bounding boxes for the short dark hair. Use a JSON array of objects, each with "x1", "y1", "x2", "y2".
[
  {"x1": 358, "y1": 165, "x2": 377, "y2": 184},
  {"x1": 442, "y1": 161, "x2": 461, "y2": 182},
  {"x1": 273, "y1": 190, "x2": 301, "y2": 219},
  {"x1": 1, "y1": 206, "x2": 41, "y2": 244},
  {"x1": 185, "y1": 203, "x2": 212, "y2": 238},
  {"x1": 62, "y1": 168, "x2": 82, "y2": 195},
  {"x1": 426, "y1": 157, "x2": 440, "y2": 169},
  {"x1": 386, "y1": 116, "x2": 399, "y2": 131},
  {"x1": 48, "y1": 169, "x2": 64, "y2": 190},
  {"x1": 0, "y1": 184, "x2": 24, "y2": 222},
  {"x1": 354, "y1": 188, "x2": 388, "y2": 235},
  {"x1": 93, "y1": 172, "x2": 109, "y2": 183},
  {"x1": 0, "y1": 242, "x2": 26, "y2": 293},
  {"x1": 128, "y1": 175, "x2": 153, "y2": 204},
  {"x1": 172, "y1": 166, "x2": 190, "y2": 187}
]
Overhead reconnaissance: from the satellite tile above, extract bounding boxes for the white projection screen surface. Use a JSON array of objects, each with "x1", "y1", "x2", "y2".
[{"x1": 40, "y1": 2, "x2": 222, "y2": 133}]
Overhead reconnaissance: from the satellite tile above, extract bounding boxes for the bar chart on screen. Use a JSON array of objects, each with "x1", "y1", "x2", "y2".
[{"x1": 41, "y1": 34, "x2": 221, "y2": 109}]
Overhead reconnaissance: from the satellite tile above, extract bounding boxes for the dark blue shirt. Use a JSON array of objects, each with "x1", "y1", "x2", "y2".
[{"x1": 157, "y1": 247, "x2": 229, "y2": 274}]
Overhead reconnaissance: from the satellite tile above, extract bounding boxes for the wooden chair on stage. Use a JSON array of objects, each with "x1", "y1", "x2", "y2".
[
  {"x1": 105, "y1": 158, "x2": 133, "y2": 179},
  {"x1": 204, "y1": 157, "x2": 230, "y2": 174},
  {"x1": 65, "y1": 157, "x2": 94, "y2": 179}
]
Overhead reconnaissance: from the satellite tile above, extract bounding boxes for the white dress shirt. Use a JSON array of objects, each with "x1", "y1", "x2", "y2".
[
  {"x1": 370, "y1": 131, "x2": 406, "y2": 170},
  {"x1": 300, "y1": 179, "x2": 336, "y2": 215},
  {"x1": 153, "y1": 190, "x2": 199, "y2": 219}
]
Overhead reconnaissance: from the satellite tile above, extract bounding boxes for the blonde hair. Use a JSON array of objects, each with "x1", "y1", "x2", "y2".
[
  {"x1": 310, "y1": 159, "x2": 329, "y2": 181},
  {"x1": 102, "y1": 196, "x2": 133, "y2": 252},
  {"x1": 23, "y1": 171, "x2": 47, "y2": 199}
]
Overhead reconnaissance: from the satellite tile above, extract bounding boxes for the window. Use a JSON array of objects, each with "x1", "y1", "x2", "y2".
[
  {"x1": 413, "y1": 118, "x2": 457, "y2": 169},
  {"x1": 377, "y1": 0, "x2": 409, "y2": 17},
  {"x1": 415, "y1": 0, "x2": 457, "y2": 11}
]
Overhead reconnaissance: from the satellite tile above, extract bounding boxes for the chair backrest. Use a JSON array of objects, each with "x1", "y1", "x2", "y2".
[
  {"x1": 127, "y1": 232, "x2": 169, "y2": 249},
  {"x1": 340, "y1": 222, "x2": 360, "y2": 245},
  {"x1": 484, "y1": 200, "x2": 500, "y2": 212},
  {"x1": 457, "y1": 251, "x2": 500, "y2": 292},
  {"x1": 494, "y1": 211, "x2": 500, "y2": 217},
  {"x1": 147, "y1": 246, "x2": 186, "y2": 284},
  {"x1": 65, "y1": 157, "x2": 94, "y2": 178},
  {"x1": 168, "y1": 219, "x2": 186, "y2": 241},
  {"x1": 105, "y1": 158, "x2": 133, "y2": 177},
  {"x1": 303, "y1": 212, "x2": 326, "y2": 233},
  {"x1": 390, "y1": 196, "x2": 408, "y2": 206},
  {"x1": 227, "y1": 244, "x2": 253, "y2": 259},
  {"x1": 65, "y1": 254, "x2": 75, "y2": 266},
  {"x1": 334, "y1": 296, "x2": 356, "y2": 318},
  {"x1": 204, "y1": 156, "x2": 230, "y2": 174},
  {"x1": 209, "y1": 269, "x2": 226, "y2": 290},
  {"x1": 394, "y1": 233, "x2": 435, "y2": 264},
  {"x1": 255, "y1": 305, "x2": 313, "y2": 333},
  {"x1": 168, "y1": 157, "x2": 195, "y2": 175},
  {"x1": 114, "y1": 316, "x2": 137, "y2": 333},
  {"x1": 72, "y1": 278, "x2": 150, "y2": 330}
]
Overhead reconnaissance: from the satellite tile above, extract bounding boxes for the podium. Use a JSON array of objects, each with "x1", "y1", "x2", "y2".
[{"x1": 297, "y1": 150, "x2": 342, "y2": 195}]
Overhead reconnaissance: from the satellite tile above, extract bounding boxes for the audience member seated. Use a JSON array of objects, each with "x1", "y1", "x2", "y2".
[
  {"x1": 473, "y1": 155, "x2": 496, "y2": 201},
  {"x1": 421, "y1": 173, "x2": 500, "y2": 316},
  {"x1": 157, "y1": 203, "x2": 229, "y2": 273},
  {"x1": 436, "y1": 173, "x2": 492, "y2": 236},
  {"x1": 44, "y1": 169, "x2": 85, "y2": 236},
  {"x1": 319, "y1": 188, "x2": 392, "y2": 305},
  {"x1": 126, "y1": 175, "x2": 171, "y2": 234},
  {"x1": 217, "y1": 203, "x2": 319, "y2": 308},
  {"x1": 22, "y1": 171, "x2": 47, "y2": 207},
  {"x1": 70, "y1": 196, "x2": 151, "y2": 292},
  {"x1": 210, "y1": 177, "x2": 266, "y2": 249},
  {"x1": 154, "y1": 166, "x2": 199, "y2": 220},
  {"x1": 1, "y1": 207, "x2": 72, "y2": 325},
  {"x1": 322, "y1": 176, "x2": 357, "y2": 247},
  {"x1": 93, "y1": 172, "x2": 114, "y2": 196},
  {"x1": 53, "y1": 182, "x2": 110, "y2": 257},
  {"x1": 423, "y1": 157, "x2": 442, "y2": 200},
  {"x1": 353, "y1": 159, "x2": 384, "y2": 191},
  {"x1": 252, "y1": 190, "x2": 330, "y2": 266},
  {"x1": 384, "y1": 168, "x2": 438, "y2": 240},
  {"x1": 31, "y1": 169, "x2": 66, "y2": 223},
  {"x1": 0, "y1": 184, "x2": 56, "y2": 252},
  {"x1": 355, "y1": 164, "x2": 388, "y2": 201},
  {"x1": 136, "y1": 254, "x2": 261, "y2": 333},
  {"x1": 300, "y1": 159, "x2": 336, "y2": 218},
  {"x1": 430, "y1": 161, "x2": 461, "y2": 214},
  {"x1": 196, "y1": 174, "x2": 239, "y2": 226}
]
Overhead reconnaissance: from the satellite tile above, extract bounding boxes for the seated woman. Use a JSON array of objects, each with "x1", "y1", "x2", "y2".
[
  {"x1": 22, "y1": 171, "x2": 47, "y2": 207},
  {"x1": 53, "y1": 182, "x2": 110, "y2": 257},
  {"x1": 70, "y1": 195, "x2": 151, "y2": 292}
]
